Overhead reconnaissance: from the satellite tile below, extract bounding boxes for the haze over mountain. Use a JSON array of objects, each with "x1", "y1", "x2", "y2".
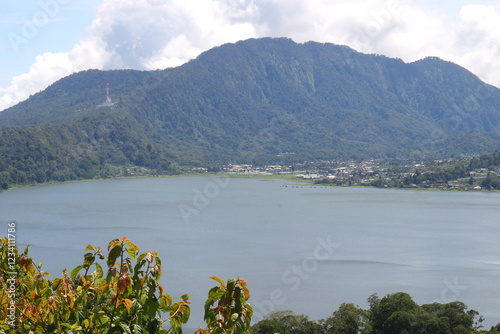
[{"x1": 0, "y1": 38, "x2": 499, "y2": 185}]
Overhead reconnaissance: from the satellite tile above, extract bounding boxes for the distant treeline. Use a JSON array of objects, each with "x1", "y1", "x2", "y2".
[
  {"x1": 404, "y1": 150, "x2": 500, "y2": 189},
  {"x1": 317, "y1": 150, "x2": 500, "y2": 190},
  {"x1": 250, "y1": 293, "x2": 499, "y2": 334},
  {"x1": 0, "y1": 111, "x2": 179, "y2": 190},
  {"x1": 469, "y1": 150, "x2": 500, "y2": 169}
]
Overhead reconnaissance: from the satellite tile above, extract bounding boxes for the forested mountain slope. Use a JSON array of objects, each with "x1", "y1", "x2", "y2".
[{"x1": 0, "y1": 37, "x2": 499, "y2": 186}]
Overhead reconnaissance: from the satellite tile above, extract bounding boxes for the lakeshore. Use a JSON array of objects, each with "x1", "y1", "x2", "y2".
[{"x1": 2, "y1": 165, "x2": 499, "y2": 194}]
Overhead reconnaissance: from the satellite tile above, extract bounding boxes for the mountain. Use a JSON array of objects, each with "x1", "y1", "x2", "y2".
[{"x1": 0, "y1": 37, "x2": 500, "y2": 187}]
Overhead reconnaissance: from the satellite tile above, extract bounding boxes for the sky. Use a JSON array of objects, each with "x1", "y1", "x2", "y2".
[{"x1": 1, "y1": 0, "x2": 500, "y2": 112}]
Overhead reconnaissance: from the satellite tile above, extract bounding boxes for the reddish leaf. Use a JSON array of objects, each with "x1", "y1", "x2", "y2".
[{"x1": 117, "y1": 275, "x2": 131, "y2": 294}]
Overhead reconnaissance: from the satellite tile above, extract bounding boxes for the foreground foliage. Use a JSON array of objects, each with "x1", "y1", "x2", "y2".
[
  {"x1": 0, "y1": 237, "x2": 252, "y2": 334},
  {"x1": 2, "y1": 236, "x2": 500, "y2": 334},
  {"x1": 251, "y1": 293, "x2": 500, "y2": 334}
]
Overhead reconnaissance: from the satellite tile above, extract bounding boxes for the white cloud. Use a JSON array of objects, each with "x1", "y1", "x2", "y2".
[
  {"x1": 1, "y1": 52, "x2": 72, "y2": 109},
  {"x1": 454, "y1": 5, "x2": 500, "y2": 86},
  {"x1": 89, "y1": 0, "x2": 257, "y2": 70},
  {"x1": 0, "y1": 36, "x2": 110, "y2": 111},
  {"x1": 1, "y1": 0, "x2": 500, "y2": 112}
]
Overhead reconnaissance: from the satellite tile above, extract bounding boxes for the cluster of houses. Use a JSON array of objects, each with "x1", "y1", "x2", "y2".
[
  {"x1": 223, "y1": 160, "x2": 378, "y2": 183},
  {"x1": 220, "y1": 161, "x2": 492, "y2": 190},
  {"x1": 223, "y1": 164, "x2": 292, "y2": 175}
]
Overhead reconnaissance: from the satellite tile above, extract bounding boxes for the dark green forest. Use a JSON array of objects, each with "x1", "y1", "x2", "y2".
[
  {"x1": 403, "y1": 150, "x2": 500, "y2": 189},
  {"x1": 0, "y1": 38, "x2": 500, "y2": 189},
  {"x1": 312, "y1": 150, "x2": 500, "y2": 190},
  {"x1": 411, "y1": 150, "x2": 500, "y2": 189},
  {"x1": 250, "y1": 292, "x2": 500, "y2": 334},
  {"x1": 0, "y1": 111, "x2": 179, "y2": 190}
]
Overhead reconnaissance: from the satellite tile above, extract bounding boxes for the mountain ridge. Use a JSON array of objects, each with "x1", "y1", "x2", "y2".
[{"x1": 0, "y1": 37, "x2": 499, "y2": 186}]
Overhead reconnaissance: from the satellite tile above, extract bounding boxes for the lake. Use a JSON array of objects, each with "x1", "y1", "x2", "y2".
[{"x1": 1, "y1": 176, "x2": 500, "y2": 330}]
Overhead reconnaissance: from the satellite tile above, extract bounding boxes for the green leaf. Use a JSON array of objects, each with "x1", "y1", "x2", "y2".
[
  {"x1": 71, "y1": 324, "x2": 83, "y2": 330},
  {"x1": 85, "y1": 244, "x2": 96, "y2": 251},
  {"x1": 143, "y1": 298, "x2": 159, "y2": 318},
  {"x1": 125, "y1": 241, "x2": 140, "y2": 253},
  {"x1": 245, "y1": 304, "x2": 253, "y2": 324},
  {"x1": 227, "y1": 279, "x2": 236, "y2": 294},
  {"x1": 42, "y1": 287, "x2": 52, "y2": 299},
  {"x1": 205, "y1": 290, "x2": 225, "y2": 315},
  {"x1": 107, "y1": 245, "x2": 122, "y2": 268},
  {"x1": 119, "y1": 323, "x2": 132, "y2": 334},
  {"x1": 146, "y1": 319, "x2": 160, "y2": 334},
  {"x1": 109, "y1": 327, "x2": 123, "y2": 334},
  {"x1": 133, "y1": 260, "x2": 146, "y2": 279},
  {"x1": 160, "y1": 293, "x2": 173, "y2": 308},
  {"x1": 108, "y1": 238, "x2": 121, "y2": 251},
  {"x1": 71, "y1": 265, "x2": 84, "y2": 280},
  {"x1": 136, "y1": 252, "x2": 147, "y2": 263},
  {"x1": 207, "y1": 289, "x2": 225, "y2": 303},
  {"x1": 83, "y1": 252, "x2": 95, "y2": 270},
  {"x1": 93, "y1": 262, "x2": 104, "y2": 280},
  {"x1": 125, "y1": 247, "x2": 137, "y2": 261},
  {"x1": 52, "y1": 277, "x2": 63, "y2": 290},
  {"x1": 98, "y1": 315, "x2": 110, "y2": 325},
  {"x1": 182, "y1": 304, "x2": 191, "y2": 323}
]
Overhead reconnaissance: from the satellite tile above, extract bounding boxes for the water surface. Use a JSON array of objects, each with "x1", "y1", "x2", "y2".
[{"x1": 1, "y1": 177, "x2": 499, "y2": 329}]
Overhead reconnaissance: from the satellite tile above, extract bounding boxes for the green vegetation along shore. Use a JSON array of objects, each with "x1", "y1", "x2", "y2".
[{"x1": 1, "y1": 149, "x2": 499, "y2": 193}]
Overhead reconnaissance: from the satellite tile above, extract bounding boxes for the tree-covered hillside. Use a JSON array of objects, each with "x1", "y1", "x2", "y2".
[
  {"x1": 0, "y1": 111, "x2": 178, "y2": 189},
  {"x1": 0, "y1": 37, "x2": 499, "y2": 186}
]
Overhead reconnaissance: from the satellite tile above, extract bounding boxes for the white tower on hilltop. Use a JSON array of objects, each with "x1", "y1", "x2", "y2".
[
  {"x1": 105, "y1": 83, "x2": 112, "y2": 104},
  {"x1": 97, "y1": 83, "x2": 115, "y2": 108}
]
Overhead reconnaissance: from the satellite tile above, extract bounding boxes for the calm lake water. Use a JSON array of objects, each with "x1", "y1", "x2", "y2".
[{"x1": 1, "y1": 177, "x2": 500, "y2": 329}]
